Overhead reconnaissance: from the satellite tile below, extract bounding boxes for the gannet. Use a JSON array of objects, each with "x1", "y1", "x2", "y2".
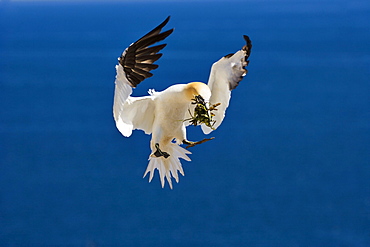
[{"x1": 113, "y1": 16, "x2": 252, "y2": 188}]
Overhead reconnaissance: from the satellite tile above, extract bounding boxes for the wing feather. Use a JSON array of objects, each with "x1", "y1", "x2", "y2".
[
  {"x1": 119, "y1": 16, "x2": 173, "y2": 88},
  {"x1": 116, "y1": 96, "x2": 156, "y2": 137},
  {"x1": 113, "y1": 17, "x2": 173, "y2": 137},
  {"x1": 201, "y1": 35, "x2": 252, "y2": 134}
]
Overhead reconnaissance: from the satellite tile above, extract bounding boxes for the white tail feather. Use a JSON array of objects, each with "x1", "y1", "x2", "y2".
[{"x1": 143, "y1": 143, "x2": 191, "y2": 189}]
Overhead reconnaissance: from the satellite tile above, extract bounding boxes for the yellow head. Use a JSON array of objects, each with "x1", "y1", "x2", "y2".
[{"x1": 184, "y1": 82, "x2": 211, "y2": 102}]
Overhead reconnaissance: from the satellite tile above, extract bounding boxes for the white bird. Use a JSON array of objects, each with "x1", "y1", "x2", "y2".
[{"x1": 113, "y1": 16, "x2": 252, "y2": 189}]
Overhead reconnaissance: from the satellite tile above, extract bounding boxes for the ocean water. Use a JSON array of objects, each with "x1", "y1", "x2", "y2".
[{"x1": 1, "y1": 0, "x2": 369, "y2": 246}]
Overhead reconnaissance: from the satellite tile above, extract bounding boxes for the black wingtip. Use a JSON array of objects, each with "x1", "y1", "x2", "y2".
[
  {"x1": 243, "y1": 35, "x2": 251, "y2": 43},
  {"x1": 153, "y1": 16, "x2": 171, "y2": 33},
  {"x1": 120, "y1": 16, "x2": 173, "y2": 88},
  {"x1": 243, "y1": 35, "x2": 252, "y2": 59},
  {"x1": 134, "y1": 16, "x2": 173, "y2": 46},
  {"x1": 162, "y1": 16, "x2": 171, "y2": 27}
]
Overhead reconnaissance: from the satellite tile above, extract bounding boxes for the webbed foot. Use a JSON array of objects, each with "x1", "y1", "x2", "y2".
[
  {"x1": 183, "y1": 137, "x2": 215, "y2": 149},
  {"x1": 151, "y1": 143, "x2": 170, "y2": 158}
]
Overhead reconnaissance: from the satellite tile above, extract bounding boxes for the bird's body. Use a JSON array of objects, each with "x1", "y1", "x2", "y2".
[
  {"x1": 151, "y1": 82, "x2": 211, "y2": 146},
  {"x1": 113, "y1": 17, "x2": 252, "y2": 188}
]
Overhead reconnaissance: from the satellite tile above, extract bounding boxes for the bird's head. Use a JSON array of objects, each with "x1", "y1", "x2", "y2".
[{"x1": 184, "y1": 82, "x2": 211, "y2": 102}]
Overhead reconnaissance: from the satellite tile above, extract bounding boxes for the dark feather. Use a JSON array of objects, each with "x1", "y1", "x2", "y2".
[
  {"x1": 136, "y1": 44, "x2": 167, "y2": 56},
  {"x1": 135, "y1": 16, "x2": 171, "y2": 43},
  {"x1": 132, "y1": 67, "x2": 153, "y2": 78},
  {"x1": 135, "y1": 30, "x2": 173, "y2": 51},
  {"x1": 135, "y1": 63, "x2": 159, "y2": 70},
  {"x1": 223, "y1": 53, "x2": 234, "y2": 58},
  {"x1": 128, "y1": 72, "x2": 145, "y2": 84},
  {"x1": 228, "y1": 35, "x2": 252, "y2": 90},
  {"x1": 118, "y1": 16, "x2": 174, "y2": 88},
  {"x1": 135, "y1": 54, "x2": 163, "y2": 63},
  {"x1": 243, "y1": 35, "x2": 252, "y2": 61}
]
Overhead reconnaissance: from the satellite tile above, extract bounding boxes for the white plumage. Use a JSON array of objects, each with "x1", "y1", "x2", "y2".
[{"x1": 113, "y1": 16, "x2": 252, "y2": 188}]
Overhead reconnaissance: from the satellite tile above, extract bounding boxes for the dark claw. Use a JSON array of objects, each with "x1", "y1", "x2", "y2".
[{"x1": 153, "y1": 143, "x2": 170, "y2": 158}]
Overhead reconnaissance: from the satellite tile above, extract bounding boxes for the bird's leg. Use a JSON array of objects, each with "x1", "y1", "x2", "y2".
[
  {"x1": 183, "y1": 137, "x2": 215, "y2": 149},
  {"x1": 151, "y1": 143, "x2": 170, "y2": 158}
]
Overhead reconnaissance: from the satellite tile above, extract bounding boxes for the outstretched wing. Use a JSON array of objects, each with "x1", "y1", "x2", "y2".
[
  {"x1": 115, "y1": 95, "x2": 156, "y2": 137},
  {"x1": 113, "y1": 16, "x2": 173, "y2": 137},
  {"x1": 201, "y1": 35, "x2": 252, "y2": 134}
]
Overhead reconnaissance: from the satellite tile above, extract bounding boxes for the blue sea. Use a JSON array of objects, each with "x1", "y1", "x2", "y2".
[{"x1": 1, "y1": 0, "x2": 369, "y2": 246}]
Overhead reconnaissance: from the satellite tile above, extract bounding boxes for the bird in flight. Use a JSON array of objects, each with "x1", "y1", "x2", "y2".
[{"x1": 113, "y1": 16, "x2": 252, "y2": 189}]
